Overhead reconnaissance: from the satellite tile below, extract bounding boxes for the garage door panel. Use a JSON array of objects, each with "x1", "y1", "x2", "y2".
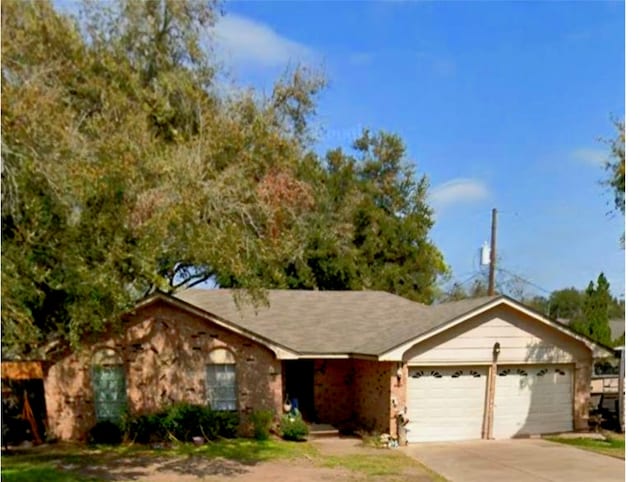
[
  {"x1": 493, "y1": 365, "x2": 573, "y2": 439},
  {"x1": 407, "y1": 366, "x2": 487, "y2": 443}
]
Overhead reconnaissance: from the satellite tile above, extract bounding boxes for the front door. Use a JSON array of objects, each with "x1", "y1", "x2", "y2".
[{"x1": 283, "y1": 360, "x2": 315, "y2": 421}]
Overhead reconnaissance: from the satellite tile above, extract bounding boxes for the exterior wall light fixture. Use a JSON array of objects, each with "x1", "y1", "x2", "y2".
[{"x1": 493, "y1": 342, "x2": 501, "y2": 357}]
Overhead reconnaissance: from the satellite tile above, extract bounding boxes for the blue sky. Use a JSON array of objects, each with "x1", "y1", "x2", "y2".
[
  {"x1": 212, "y1": 1, "x2": 625, "y2": 299},
  {"x1": 56, "y1": 0, "x2": 626, "y2": 299}
]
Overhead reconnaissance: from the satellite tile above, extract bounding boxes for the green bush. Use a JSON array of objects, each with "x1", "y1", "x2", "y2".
[
  {"x1": 210, "y1": 410, "x2": 240, "y2": 439},
  {"x1": 251, "y1": 410, "x2": 273, "y2": 440},
  {"x1": 125, "y1": 403, "x2": 240, "y2": 443},
  {"x1": 162, "y1": 403, "x2": 207, "y2": 441},
  {"x1": 127, "y1": 412, "x2": 167, "y2": 443},
  {"x1": 280, "y1": 413, "x2": 308, "y2": 441},
  {"x1": 88, "y1": 420, "x2": 123, "y2": 445}
]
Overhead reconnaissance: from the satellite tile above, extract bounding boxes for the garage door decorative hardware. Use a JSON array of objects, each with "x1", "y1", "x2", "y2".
[
  {"x1": 469, "y1": 370, "x2": 482, "y2": 378},
  {"x1": 410, "y1": 370, "x2": 443, "y2": 378},
  {"x1": 555, "y1": 369, "x2": 566, "y2": 376},
  {"x1": 498, "y1": 369, "x2": 511, "y2": 376},
  {"x1": 536, "y1": 368, "x2": 549, "y2": 376},
  {"x1": 451, "y1": 370, "x2": 464, "y2": 378}
]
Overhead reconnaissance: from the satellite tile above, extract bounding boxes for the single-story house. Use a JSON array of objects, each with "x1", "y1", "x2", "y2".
[{"x1": 43, "y1": 289, "x2": 612, "y2": 443}]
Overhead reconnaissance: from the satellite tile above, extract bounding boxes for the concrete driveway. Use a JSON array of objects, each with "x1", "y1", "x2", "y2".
[{"x1": 404, "y1": 439, "x2": 624, "y2": 482}]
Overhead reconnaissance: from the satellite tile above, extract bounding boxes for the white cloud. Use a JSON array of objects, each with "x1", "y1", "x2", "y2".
[
  {"x1": 571, "y1": 148, "x2": 608, "y2": 167},
  {"x1": 430, "y1": 178, "x2": 490, "y2": 210},
  {"x1": 213, "y1": 14, "x2": 314, "y2": 69}
]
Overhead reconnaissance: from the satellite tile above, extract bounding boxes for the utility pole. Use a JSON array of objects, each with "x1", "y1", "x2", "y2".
[{"x1": 488, "y1": 208, "x2": 497, "y2": 296}]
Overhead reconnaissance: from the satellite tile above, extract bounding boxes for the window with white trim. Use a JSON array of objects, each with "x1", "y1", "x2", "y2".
[{"x1": 206, "y1": 349, "x2": 237, "y2": 411}]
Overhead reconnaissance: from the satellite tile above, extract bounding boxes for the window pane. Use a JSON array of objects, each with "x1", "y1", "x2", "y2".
[
  {"x1": 92, "y1": 365, "x2": 127, "y2": 422},
  {"x1": 206, "y1": 364, "x2": 237, "y2": 411}
]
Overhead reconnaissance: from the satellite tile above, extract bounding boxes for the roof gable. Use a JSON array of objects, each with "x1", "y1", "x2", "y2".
[
  {"x1": 174, "y1": 289, "x2": 497, "y2": 357},
  {"x1": 379, "y1": 296, "x2": 614, "y2": 360},
  {"x1": 167, "y1": 289, "x2": 613, "y2": 360},
  {"x1": 136, "y1": 293, "x2": 298, "y2": 359}
]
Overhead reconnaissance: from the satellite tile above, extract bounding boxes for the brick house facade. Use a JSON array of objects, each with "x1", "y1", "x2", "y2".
[
  {"x1": 42, "y1": 290, "x2": 611, "y2": 443},
  {"x1": 44, "y1": 301, "x2": 282, "y2": 440}
]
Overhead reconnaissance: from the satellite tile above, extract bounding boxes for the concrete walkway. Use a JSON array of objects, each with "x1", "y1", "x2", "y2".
[{"x1": 404, "y1": 439, "x2": 624, "y2": 482}]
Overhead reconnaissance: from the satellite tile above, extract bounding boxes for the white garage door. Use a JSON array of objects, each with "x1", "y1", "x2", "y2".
[
  {"x1": 407, "y1": 366, "x2": 487, "y2": 442},
  {"x1": 493, "y1": 365, "x2": 573, "y2": 439}
]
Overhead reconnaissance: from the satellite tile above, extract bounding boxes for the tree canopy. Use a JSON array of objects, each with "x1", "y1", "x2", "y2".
[
  {"x1": 1, "y1": 0, "x2": 446, "y2": 358},
  {"x1": 603, "y1": 118, "x2": 625, "y2": 216},
  {"x1": 569, "y1": 273, "x2": 614, "y2": 346},
  {"x1": 1, "y1": 0, "x2": 321, "y2": 356},
  {"x1": 228, "y1": 130, "x2": 448, "y2": 303}
]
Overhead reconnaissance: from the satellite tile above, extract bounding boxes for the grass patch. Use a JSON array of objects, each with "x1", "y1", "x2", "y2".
[
  {"x1": 0, "y1": 458, "x2": 100, "y2": 482},
  {"x1": 546, "y1": 432, "x2": 625, "y2": 459},
  {"x1": 1, "y1": 438, "x2": 317, "y2": 482},
  {"x1": 322, "y1": 450, "x2": 425, "y2": 477},
  {"x1": 2, "y1": 438, "x2": 448, "y2": 481},
  {"x1": 167, "y1": 437, "x2": 318, "y2": 462}
]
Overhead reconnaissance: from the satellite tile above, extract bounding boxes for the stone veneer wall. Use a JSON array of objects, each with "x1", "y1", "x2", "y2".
[
  {"x1": 313, "y1": 359, "x2": 354, "y2": 425},
  {"x1": 389, "y1": 363, "x2": 408, "y2": 438},
  {"x1": 44, "y1": 302, "x2": 282, "y2": 440},
  {"x1": 312, "y1": 359, "x2": 406, "y2": 436},
  {"x1": 574, "y1": 356, "x2": 593, "y2": 431},
  {"x1": 352, "y1": 359, "x2": 395, "y2": 434}
]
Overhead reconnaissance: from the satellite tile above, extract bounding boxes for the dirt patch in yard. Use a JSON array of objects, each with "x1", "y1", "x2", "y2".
[{"x1": 77, "y1": 455, "x2": 349, "y2": 482}]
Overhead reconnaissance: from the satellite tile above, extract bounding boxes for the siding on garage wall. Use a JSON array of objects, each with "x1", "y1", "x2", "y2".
[
  {"x1": 43, "y1": 302, "x2": 283, "y2": 440},
  {"x1": 404, "y1": 305, "x2": 591, "y2": 365},
  {"x1": 403, "y1": 305, "x2": 593, "y2": 432}
]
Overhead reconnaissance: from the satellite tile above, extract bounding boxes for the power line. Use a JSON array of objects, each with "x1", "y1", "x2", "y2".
[
  {"x1": 496, "y1": 267, "x2": 553, "y2": 295},
  {"x1": 450, "y1": 271, "x2": 484, "y2": 289}
]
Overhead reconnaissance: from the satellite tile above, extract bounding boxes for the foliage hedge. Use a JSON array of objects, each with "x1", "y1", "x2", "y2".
[{"x1": 90, "y1": 403, "x2": 239, "y2": 444}]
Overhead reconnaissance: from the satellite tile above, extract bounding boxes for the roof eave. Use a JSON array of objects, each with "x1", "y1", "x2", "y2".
[
  {"x1": 377, "y1": 296, "x2": 616, "y2": 361},
  {"x1": 134, "y1": 293, "x2": 300, "y2": 360}
]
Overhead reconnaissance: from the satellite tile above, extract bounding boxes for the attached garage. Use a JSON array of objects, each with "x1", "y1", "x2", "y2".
[
  {"x1": 493, "y1": 364, "x2": 573, "y2": 438},
  {"x1": 389, "y1": 299, "x2": 611, "y2": 443},
  {"x1": 408, "y1": 366, "x2": 487, "y2": 442}
]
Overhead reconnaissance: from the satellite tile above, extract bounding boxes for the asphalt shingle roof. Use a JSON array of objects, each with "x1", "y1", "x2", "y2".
[{"x1": 175, "y1": 289, "x2": 498, "y2": 356}]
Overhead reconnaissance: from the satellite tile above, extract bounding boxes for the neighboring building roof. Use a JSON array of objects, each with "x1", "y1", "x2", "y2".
[
  {"x1": 609, "y1": 319, "x2": 625, "y2": 340},
  {"x1": 174, "y1": 289, "x2": 499, "y2": 356},
  {"x1": 556, "y1": 318, "x2": 625, "y2": 341}
]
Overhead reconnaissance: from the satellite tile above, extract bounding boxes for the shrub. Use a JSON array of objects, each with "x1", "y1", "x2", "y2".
[
  {"x1": 88, "y1": 420, "x2": 123, "y2": 445},
  {"x1": 280, "y1": 413, "x2": 308, "y2": 441},
  {"x1": 125, "y1": 403, "x2": 240, "y2": 443},
  {"x1": 162, "y1": 403, "x2": 206, "y2": 441},
  {"x1": 211, "y1": 410, "x2": 239, "y2": 439},
  {"x1": 126, "y1": 412, "x2": 167, "y2": 443},
  {"x1": 251, "y1": 410, "x2": 273, "y2": 440}
]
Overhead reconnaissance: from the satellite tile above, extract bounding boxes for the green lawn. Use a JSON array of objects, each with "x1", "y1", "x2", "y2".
[
  {"x1": 2, "y1": 438, "x2": 447, "y2": 482},
  {"x1": 0, "y1": 439, "x2": 317, "y2": 482},
  {"x1": 546, "y1": 431, "x2": 625, "y2": 459},
  {"x1": 322, "y1": 451, "x2": 448, "y2": 481}
]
